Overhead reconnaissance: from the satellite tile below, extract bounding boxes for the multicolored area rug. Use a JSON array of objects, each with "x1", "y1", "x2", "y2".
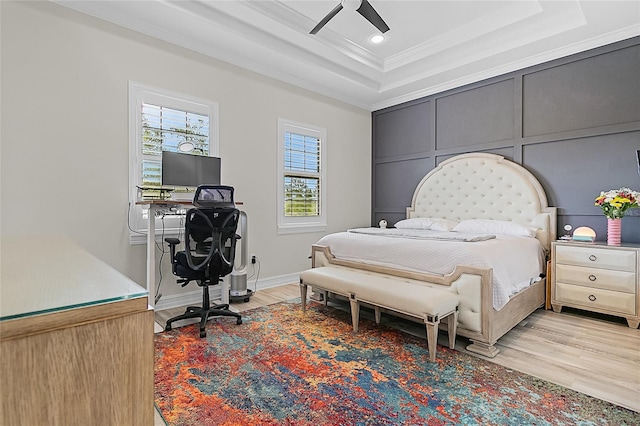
[{"x1": 155, "y1": 300, "x2": 638, "y2": 426}]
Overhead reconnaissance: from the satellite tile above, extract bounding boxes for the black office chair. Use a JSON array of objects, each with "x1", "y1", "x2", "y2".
[{"x1": 164, "y1": 185, "x2": 242, "y2": 338}]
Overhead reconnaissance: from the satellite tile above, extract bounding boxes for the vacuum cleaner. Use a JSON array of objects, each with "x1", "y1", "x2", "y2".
[{"x1": 230, "y1": 211, "x2": 254, "y2": 303}]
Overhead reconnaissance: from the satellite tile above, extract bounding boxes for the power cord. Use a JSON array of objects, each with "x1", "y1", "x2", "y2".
[
  {"x1": 155, "y1": 211, "x2": 186, "y2": 304},
  {"x1": 248, "y1": 259, "x2": 260, "y2": 294},
  {"x1": 127, "y1": 202, "x2": 147, "y2": 236},
  {"x1": 155, "y1": 214, "x2": 167, "y2": 304},
  {"x1": 128, "y1": 202, "x2": 190, "y2": 305},
  {"x1": 128, "y1": 202, "x2": 163, "y2": 304}
]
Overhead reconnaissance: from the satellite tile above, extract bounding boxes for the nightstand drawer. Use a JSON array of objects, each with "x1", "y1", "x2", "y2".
[
  {"x1": 555, "y1": 283, "x2": 636, "y2": 315},
  {"x1": 555, "y1": 245, "x2": 636, "y2": 272},
  {"x1": 555, "y1": 264, "x2": 636, "y2": 293}
]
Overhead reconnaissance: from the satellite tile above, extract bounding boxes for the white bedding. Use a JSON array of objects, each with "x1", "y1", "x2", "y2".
[
  {"x1": 315, "y1": 228, "x2": 546, "y2": 310},
  {"x1": 348, "y1": 227, "x2": 496, "y2": 242}
]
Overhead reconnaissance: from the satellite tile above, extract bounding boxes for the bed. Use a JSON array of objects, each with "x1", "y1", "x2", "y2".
[{"x1": 308, "y1": 153, "x2": 556, "y2": 357}]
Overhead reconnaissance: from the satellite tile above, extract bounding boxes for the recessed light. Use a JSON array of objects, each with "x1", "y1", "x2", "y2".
[{"x1": 370, "y1": 34, "x2": 385, "y2": 44}]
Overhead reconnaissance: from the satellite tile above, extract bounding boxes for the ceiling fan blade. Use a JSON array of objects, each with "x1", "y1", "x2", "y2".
[
  {"x1": 356, "y1": 0, "x2": 390, "y2": 33},
  {"x1": 309, "y1": 2, "x2": 344, "y2": 34}
]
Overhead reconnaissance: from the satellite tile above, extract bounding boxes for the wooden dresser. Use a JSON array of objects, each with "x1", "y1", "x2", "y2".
[
  {"x1": 0, "y1": 236, "x2": 154, "y2": 425},
  {"x1": 551, "y1": 241, "x2": 639, "y2": 328}
]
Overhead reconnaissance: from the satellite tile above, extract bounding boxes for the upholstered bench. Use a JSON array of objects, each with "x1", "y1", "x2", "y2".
[{"x1": 300, "y1": 266, "x2": 459, "y2": 362}]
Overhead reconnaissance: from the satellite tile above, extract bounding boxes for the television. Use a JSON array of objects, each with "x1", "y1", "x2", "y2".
[{"x1": 161, "y1": 151, "x2": 221, "y2": 188}]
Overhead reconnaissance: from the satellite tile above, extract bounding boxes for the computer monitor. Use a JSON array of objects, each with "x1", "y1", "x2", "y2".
[{"x1": 161, "y1": 151, "x2": 221, "y2": 188}]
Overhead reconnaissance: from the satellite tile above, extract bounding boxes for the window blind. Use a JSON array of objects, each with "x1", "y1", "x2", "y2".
[
  {"x1": 140, "y1": 104, "x2": 210, "y2": 187},
  {"x1": 284, "y1": 131, "x2": 321, "y2": 217}
]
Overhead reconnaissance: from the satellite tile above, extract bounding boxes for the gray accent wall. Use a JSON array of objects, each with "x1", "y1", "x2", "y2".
[{"x1": 372, "y1": 37, "x2": 640, "y2": 243}]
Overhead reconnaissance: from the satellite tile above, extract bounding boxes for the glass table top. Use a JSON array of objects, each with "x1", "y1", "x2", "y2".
[{"x1": 1, "y1": 235, "x2": 148, "y2": 321}]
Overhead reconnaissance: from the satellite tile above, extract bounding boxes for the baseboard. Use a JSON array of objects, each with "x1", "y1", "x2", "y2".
[
  {"x1": 154, "y1": 272, "x2": 300, "y2": 311},
  {"x1": 155, "y1": 288, "x2": 205, "y2": 312}
]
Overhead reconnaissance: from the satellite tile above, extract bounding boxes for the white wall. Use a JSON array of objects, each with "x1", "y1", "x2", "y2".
[{"x1": 0, "y1": 2, "x2": 371, "y2": 300}]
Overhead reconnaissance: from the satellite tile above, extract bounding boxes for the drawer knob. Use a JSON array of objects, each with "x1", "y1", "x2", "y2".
[
  {"x1": 588, "y1": 255, "x2": 597, "y2": 261},
  {"x1": 588, "y1": 294, "x2": 596, "y2": 301},
  {"x1": 588, "y1": 274, "x2": 597, "y2": 282}
]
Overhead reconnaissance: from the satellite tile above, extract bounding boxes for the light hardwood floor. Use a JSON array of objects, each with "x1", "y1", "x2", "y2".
[{"x1": 154, "y1": 283, "x2": 640, "y2": 425}]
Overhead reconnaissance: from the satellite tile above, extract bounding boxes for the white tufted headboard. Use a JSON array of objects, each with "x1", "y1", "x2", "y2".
[{"x1": 406, "y1": 153, "x2": 557, "y2": 252}]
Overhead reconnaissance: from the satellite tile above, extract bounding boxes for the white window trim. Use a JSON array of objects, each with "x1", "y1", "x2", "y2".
[
  {"x1": 277, "y1": 118, "x2": 327, "y2": 234},
  {"x1": 128, "y1": 82, "x2": 219, "y2": 244}
]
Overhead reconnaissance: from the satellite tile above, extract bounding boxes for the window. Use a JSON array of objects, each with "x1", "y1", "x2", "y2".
[
  {"x1": 277, "y1": 119, "x2": 327, "y2": 234},
  {"x1": 140, "y1": 104, "x2": 211, "y2": 187},
  {"x1": 128, "y1": 82, "x2": 219, "y2": 243}
]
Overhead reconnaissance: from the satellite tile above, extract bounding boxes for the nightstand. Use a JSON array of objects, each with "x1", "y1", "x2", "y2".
[{"x1": 551, "y1": 241, "x2": 639, "y2": 329}]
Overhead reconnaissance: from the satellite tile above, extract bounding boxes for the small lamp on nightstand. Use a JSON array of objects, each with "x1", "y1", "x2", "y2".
[{"x1": 572, "y1": 226, "x2": 596, "y2": 242}]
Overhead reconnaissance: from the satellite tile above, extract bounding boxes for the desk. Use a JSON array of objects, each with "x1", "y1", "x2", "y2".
[
  {"x1": 136, "y1": 199, "x2": 243, "y2": 307},
  {"x1": 0, "y1": 236, "x2": 153, "y2": 425},
  {"x1": 136, "y1": 199, "x2": 192, "y2": 307}
]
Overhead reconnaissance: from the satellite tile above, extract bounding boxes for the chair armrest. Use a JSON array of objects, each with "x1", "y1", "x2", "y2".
[{"x1": 165, "y1": 237, "x2": 181, "y2": 265}]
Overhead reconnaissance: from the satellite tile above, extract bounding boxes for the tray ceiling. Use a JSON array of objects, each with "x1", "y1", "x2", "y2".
[{"x1": 53, "y1": 0, "x2": 640, "y2": 111}]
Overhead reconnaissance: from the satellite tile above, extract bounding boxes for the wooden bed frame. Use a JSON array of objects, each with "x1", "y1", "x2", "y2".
[{"x1": 310, "y1": 153, "x2": 557, "y2": 358}]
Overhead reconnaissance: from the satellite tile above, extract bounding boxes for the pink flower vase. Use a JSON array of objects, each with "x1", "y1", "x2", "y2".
[{"x1": 607, "y1": 218, "x2": 622, "y2": 246}]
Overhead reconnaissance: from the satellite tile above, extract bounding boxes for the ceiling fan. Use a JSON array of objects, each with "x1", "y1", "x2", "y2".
[{"x1": 309, "y1": 0, "x2": 390, "y2": 35}]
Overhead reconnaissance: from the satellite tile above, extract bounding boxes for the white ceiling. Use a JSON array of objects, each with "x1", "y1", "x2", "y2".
[{"x1": 54, "y1": 0, "x2": 640, "y2": 111}]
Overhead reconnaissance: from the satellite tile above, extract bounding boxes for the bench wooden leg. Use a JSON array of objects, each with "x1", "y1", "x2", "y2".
[
  {"x1": 299, "y1": 282, "x2": 308, "y2": 313},
  {"x1": 447, "y1": 309, "x2": 458, "y2": 349},
  {"x1": 374, "y1": 306, "x2": 381, "y2": 324},
  {"x1": 425, "y1": 319, "x2": 439, "y2": 362},
  {"x1": 349, "y1": 293, "x2": 360, "y2": 333}
]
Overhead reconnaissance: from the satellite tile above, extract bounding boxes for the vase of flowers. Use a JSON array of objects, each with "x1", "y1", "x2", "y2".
[{"x1": 594, "y1": 187, "x2": 639, "y2": 245}]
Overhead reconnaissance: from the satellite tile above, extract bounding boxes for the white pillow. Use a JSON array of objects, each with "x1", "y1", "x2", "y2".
[
  {"x1": 452, "y1": 219, "x2": 537, "y2": 237},
  {"x1": 395, "y1": 217, "x2": 460, "y2": 231},
  {"x1": 428, "y1": 218, "x2": 459, "y2": 232},
  {"x1": 394, "y1": 218, "x2": 432, "y2": 230}
]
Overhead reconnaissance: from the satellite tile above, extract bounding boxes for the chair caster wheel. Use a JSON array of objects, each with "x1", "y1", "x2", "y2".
[
  {"x1": 200, "y1": 330, "x2": 206, "y2": 338},
  {"x1": 236, "y1": 318, "x2": 242, "y2": 325},
  {"x1": 244, "y1": 298, "x2": 250, "y2": 302}
]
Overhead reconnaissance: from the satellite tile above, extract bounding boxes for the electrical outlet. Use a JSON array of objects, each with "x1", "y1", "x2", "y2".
[{"x1": 251, "y1": 254, "x2": 257, "y2": 264}]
